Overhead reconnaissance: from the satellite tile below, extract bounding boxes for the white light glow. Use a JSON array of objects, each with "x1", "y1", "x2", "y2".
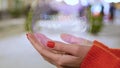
[
  {"x1": 104, "y1": 0, "x2": 120, "y2": 3},
  {"x1": 64, "y1": 0, "x2": 79, "y2": 6},
  {"x1": 103, "y1": 3, "x2": 110, "y2": 15},
  {"x1": 91, "y1": 4, "x2": 102, "y2": 14},
  {"x1": 56, "y1": 0, "x2": 63, "y2": 2},
  {"x1": 81, "y1": 0, "x2": 88, "y2": 6}
]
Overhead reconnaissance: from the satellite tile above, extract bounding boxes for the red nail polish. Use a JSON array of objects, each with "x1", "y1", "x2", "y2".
[
  {"x1": 47, "y1": 41, "x2": 55, "y2": 48},
  {"x1": 26, "y1": 34, "x2": 29, "y2": 37}
]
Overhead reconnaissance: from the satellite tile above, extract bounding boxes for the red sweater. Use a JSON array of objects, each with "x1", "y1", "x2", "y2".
[{"x1": 81, "y1": 41, "x2": 120, "y2": 68}]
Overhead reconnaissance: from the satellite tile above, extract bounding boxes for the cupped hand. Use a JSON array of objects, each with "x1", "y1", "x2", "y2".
[{"x1": 27, "y1": 33, "x2": 93, "y2": 68}]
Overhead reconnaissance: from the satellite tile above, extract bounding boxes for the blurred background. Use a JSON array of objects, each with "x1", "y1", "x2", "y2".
[{"x1": 0, "y1": 0, "x2": 120, "y2": 68}]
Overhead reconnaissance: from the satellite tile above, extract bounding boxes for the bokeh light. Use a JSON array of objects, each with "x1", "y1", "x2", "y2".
[{"x1": 63, "y1": 0, "x2": 79, "y2": 6}]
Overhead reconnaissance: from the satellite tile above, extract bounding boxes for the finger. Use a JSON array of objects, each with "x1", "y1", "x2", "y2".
[
  {"x1": 34, "y1": 33, "x2": 65, "y2": 54},
  {"x1": 27, "y1": 33, "x2": 60, "y2": 61},
  {"x1": 27, "y1": 33, "x2": 44, "y2": 48},
  {"x1": 47, "y1": 41, "x2": 79, "y2": 56},
  {"x1": 34, "y1": 33, "x2": 51, "y2": 46},
  {"x1": 33, "y1": 33, "x2": 84, "y2": 55},
  {"x1": 61, "y1": 34, "x2": 92, "y2": 46}
]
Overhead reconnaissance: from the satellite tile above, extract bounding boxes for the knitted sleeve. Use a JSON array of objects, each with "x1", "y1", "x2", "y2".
[
  {"x1": 110, "y1": 49, "x2": 120, "y2": 58},
  {"x1": 80, "y1": 40, "x2": 120, "y2": 68}
]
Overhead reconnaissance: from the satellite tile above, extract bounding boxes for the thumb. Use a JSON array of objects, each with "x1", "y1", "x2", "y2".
[{"x1": 61, "y1": 34, "x2": 92, "y2": 46}]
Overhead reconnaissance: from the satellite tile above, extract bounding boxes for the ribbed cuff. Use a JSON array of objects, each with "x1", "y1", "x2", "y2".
[{"x1": 80, "y1": 40, "x2": 120, "y2": 68}]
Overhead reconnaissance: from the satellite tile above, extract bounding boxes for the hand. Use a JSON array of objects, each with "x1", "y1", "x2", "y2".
[{"x1": 27, "y1": 33, "x2": 93, "y2": 68}]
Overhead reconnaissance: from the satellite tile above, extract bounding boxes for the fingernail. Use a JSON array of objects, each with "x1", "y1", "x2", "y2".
[
  {"x1": 47, "y1": 41, "x2": 55, "y2": 48},
  {"x1": 26, "y1": 33, "x2": 29, "y2": 37}
]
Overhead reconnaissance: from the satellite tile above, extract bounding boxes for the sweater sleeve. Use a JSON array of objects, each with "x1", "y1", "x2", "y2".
[
  {"x1": 110, "y1": 49, "x2": 120, "y2": 58},
  {"x1": 80, "y1": 40, "x2": 120, "y2": 68},
  {"x1": 92, "y1": 41, "x2": 120, "y2": 58}
]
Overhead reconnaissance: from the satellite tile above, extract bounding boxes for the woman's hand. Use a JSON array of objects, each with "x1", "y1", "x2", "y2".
[{"x1": 27, "y1": 33, "x2": 93, "y2": 68}]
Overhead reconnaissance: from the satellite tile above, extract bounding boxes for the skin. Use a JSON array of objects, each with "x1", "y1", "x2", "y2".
[{"x1": 27, "y1": 33, "x2": 93, "y2": 68}]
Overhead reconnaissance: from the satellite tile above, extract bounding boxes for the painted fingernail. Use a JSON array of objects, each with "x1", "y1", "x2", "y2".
[
  {"x1": 47, "y1": 41, "x2": 55, "y2": 48},
  {"x1": 26, "y1": 33, "x2": 29, "y2": 37}
]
